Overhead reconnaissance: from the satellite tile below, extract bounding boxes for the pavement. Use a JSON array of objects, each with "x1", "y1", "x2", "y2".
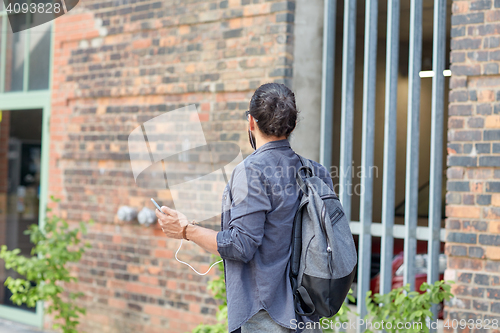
[{"x1": 0, "y1": 318, "x2": 49, "y2": 333}]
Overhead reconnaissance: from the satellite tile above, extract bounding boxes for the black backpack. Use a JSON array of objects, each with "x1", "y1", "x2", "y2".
[{"x1": 290, "y1": 156, "x2": 357, "y2": 318}]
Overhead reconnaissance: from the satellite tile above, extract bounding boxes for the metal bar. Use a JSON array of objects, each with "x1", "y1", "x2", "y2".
[
  {"x1": 349, "y1": 222, "x2": 446, "y2": 242},
  {"x1": 403, "y1": 0, "x2": 423, "y2": 291},
  {"x1": 23, "y1": 1, "x2": 32, "y2": 92},
  {"x1": 320, "y1": 0, "x2": 337, "y2": 167},
  {"x1": 357, "y1": 0, "x2": 378, "y2": 320},
  {"x1": 428, "y1": 0, "x2": 447, "y2": 322},
  {"x1": 0, "y1": 15, "x2": 7, "y2": 93},
  {"x1": 339, "y1": 0, "x2": 356, "y2": 222},
  {"x1": 380, "y1": 0, "x2": 400, "y2": 296}
]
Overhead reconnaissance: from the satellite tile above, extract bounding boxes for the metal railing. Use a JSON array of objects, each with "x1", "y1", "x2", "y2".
[{"x1": 320, "y1": 0, "x2": 448, "y2": 326}]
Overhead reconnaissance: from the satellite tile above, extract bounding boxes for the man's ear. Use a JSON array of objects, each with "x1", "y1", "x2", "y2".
[{"x1": 249, "y1": 116, "x2": 257, "y2": 131}]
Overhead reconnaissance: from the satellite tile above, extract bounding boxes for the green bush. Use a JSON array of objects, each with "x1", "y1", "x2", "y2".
[
  {"x1": 365, "y1": 280, "x2": 454, "y2": 333},
  {"x1": 0, "y1": 197, "x2": 92, "y2": 333},
  {"x1": 193, "y1": 261, "x2": 454, "y2": 333},
  {"x1": 192, "y1": 258, "x2": 227, "y2": 333}
]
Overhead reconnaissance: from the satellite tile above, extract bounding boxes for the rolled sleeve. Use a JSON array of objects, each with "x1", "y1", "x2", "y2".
[{"x1": 217, "y1": 162, "x2": 271, "y2": 263}]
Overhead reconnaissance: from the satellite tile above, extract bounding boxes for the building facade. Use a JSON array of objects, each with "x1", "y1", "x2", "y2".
[{"x1": 0, "y1": 0, "x2": 499, "y2": 332}]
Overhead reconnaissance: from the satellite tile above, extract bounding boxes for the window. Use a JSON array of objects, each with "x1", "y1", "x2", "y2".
[{"x1": 0, "y1": 1, "x2": 52, "y2": 93}]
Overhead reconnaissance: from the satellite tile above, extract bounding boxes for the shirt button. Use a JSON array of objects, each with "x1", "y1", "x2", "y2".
[{"x1": 224, "y1": 196, "x2": 227, "y2": 199}]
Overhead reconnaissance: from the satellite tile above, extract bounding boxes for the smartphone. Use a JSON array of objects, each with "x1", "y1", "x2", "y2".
[{"x1": 151, "y1": 198, "x2": 165, "y2": 214}]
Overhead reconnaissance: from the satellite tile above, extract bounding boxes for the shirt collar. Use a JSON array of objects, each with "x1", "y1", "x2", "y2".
[{"x1": 255, "y1": 139, "x2": 291, "y2": 154}]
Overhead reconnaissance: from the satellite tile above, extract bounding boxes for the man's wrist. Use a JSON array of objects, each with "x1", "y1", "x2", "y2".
[{"x1": 184, "y1": 222, "x2": 198, "y2": 241}]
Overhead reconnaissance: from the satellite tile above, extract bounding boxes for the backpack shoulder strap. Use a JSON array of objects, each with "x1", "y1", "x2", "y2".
[{"x1": 295, "y1": 154, "x2": 314, "y2": 194}]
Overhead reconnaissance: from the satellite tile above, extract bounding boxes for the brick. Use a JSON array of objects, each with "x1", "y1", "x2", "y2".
[
  {"x1": 485, "y1": 246, "x2": 500, "y2": 260},
  {"x1": 451, "y1": 64, "x2": 481, "y2": 75},
  {"x1": 451, "y1": 13, "x2": 485, "y2": 26},
  {"x1": 487, "y1": 182, "x2": 500, "y2": 192},
  {"x1": 446, "y1": 206, "x2": 481, "y2": 218},
  {"x1": 486, "y1": 260, "x2": 500, "y2": 272},
  {"x1": 450, "y1": 77, "x2": 468, "y2": 89},
  {"x1": 486, "y1": 115, "x2": 500, "y2": 128},
  {"x1": 449, "y1": 143, "x2": 463, "y2": 155},
  {"x1": 475, "y1": 274, "x2": 490, "y2": 285},
  {"x1": 448, "y1": 156, "x2": 477, "y2": 167},
  {"x1": 447, "y1": 244, "x2": 468, "y2": 256},
  {"x1": 477, "y1": 104, "x2": 492, "y2": 115},
  {"x1": 493, "y1": 143, "x2": 500, "y2": 152},
  {"x1": 458, "y1": 272, "x2": 473, "y2": 283},
  {"x1": 490, "y1": 36, "x2": 500, "y2": 47},
  {"x1": 447, "y1": 219, "x2": 461, "y2": 230},
  {"x1": 476, "y1": 143, "x2": 491, "y2": 153},
  {"x1": 448, "y1": 257, "x2": 484, "y2": 270},
  {"x1": 446, "y1": 192, "x2": 462, "y2": 204},
  {"x1": 479, "y1": 156, "x2": 500, "y2": 166},
  {"x1": 453, "y1": 1, "x2": 470, "y2": 13},
  {"x1": 463, "y1": 220, "x2": 488, "y2": 231},
  {"x1": 478, "y1": 90, "x2": 495, "y2": 102},
  {"x1": 449, "y1": 130, "x2": 482, "y2": 141},
  {"x1": 484, "y1": 130, "x2": 500, "y2": 140},
  {"x1": 468, "y1": 117, "x2": 485, "y2": 128},
  {"x1": 450, "y1": 91, "x2": 469, "y2": 102},
  {"x1": 479, "y1": 234, "x2": 500, "y2": 246},
  {"x1": 496, "y1": 0, "x2": 500, "y2": 7},
  {"x1": 447, "y1": 232, "x2": 477, "y2": 244},
  {"x1": 486, "y1": 9, "x2": 500, "y2": 21},
  {"x1": 473, "y1": 300, "x2": 489, "y2": 312},
  {"x1": 450, "y1": 104, "x2": 473, "y2": 116},
  {"x1": 493, "y1": 302, "x2": 500, "y2": 313},
  {"x1": 449, "y1": 118, "x2": 465, "y2": 129},
  {"x1": 484, "y1": 63, "x2": 499, "y2": 74},
  {"x1": 468, "y1": 50, "x2": 489, "y2": 61},
  {"x1": 488, "y1": 288, "x2": 500, "y2": 300},
  {"x1": 448, "y1": 181, "x2": 470, "y2": 192},
  {"x1": 447, "y1": 167, "x2": 465, "y2": 179},
  {"x1": 471, "y1": 0, "x2": 492, "y2": 10},
  {"x1": 469, "y1": 246, "x2": 485, "y2": 258},
  {"x1": 490, "y1": 221, "x2": 500, "y2": 233},
  {"x1": 477, "y1": 194, "x2": 492, "y2": 205},
  {"x1": 470, "y1": 90, "x2": 478, "y2": 101},
  {"x1": 223, "y1": 28, "x2": 243, "y2": 39},
  {"x1": 451, "y1": 51, "x2": 466, "y2": 62},
  {"x1": 464, "y1": 193, "x2": 475, "y2": 204}
]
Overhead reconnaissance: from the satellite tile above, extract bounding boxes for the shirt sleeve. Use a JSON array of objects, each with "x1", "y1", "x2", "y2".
[{"x1": 217, "y1": 162, "x2": 271, "y2": 263}]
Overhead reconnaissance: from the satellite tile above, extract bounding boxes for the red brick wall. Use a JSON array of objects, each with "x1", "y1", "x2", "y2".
[
  {"x1": 48, "y1": 1, "x2": 295, "y2": 332},
  {"x1": 446, "y1": 0, "x2": 500, "y2": 326}
]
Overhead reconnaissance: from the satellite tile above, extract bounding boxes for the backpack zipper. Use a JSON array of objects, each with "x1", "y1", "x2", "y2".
[{"x1": 320, "y1": 205, "x2": 332, "y2": 253}]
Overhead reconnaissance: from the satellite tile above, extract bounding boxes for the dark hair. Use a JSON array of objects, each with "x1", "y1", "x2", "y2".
[{"x1": 248, "y1": 83, "x2": 298, "y2": 138}]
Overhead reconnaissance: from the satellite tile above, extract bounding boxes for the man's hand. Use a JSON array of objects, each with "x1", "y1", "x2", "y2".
[{"x1": 155, "y1": 206, "x2": 189, "y2": 239}]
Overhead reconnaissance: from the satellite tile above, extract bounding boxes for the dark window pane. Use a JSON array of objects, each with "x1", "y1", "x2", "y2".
[
  {"x1": 28, "y1": 22, "x2": 51, "y2": 90},
  {"x1": 4, "y1": 13, "x2": 28, "y2": 92}
]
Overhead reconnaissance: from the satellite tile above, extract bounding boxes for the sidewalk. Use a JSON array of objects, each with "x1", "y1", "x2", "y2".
[{"x1": 0, "y1": 318, "x2": 49, "y2": 333}]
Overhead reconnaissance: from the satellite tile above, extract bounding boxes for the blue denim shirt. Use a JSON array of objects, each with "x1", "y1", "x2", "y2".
[{"x1": 216, "y1": 139, "x2": 333, "y2": 332}]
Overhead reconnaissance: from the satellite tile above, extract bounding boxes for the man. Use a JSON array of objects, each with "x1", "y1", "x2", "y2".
[{"x1": 156, "y1": 83, "x2": 331, "y2": 332}]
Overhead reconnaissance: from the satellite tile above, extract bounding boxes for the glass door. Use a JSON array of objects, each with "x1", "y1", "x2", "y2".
[{"x1": 0, "y1": 109, "x2": 44, "y2": 326}]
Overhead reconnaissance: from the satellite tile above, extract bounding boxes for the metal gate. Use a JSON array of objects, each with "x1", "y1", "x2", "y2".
[{"x1": 319, "y1": 0, "x2": 448, "y2": 321}]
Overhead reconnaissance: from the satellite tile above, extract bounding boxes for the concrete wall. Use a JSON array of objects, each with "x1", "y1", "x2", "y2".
[{"x1": 290, "y1": 0, "x2": 324, "y2": 162}]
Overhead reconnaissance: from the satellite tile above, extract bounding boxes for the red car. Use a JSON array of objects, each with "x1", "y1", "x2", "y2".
[{"x1": 369, "y1": 252, "x2": 446, "y2": 319}]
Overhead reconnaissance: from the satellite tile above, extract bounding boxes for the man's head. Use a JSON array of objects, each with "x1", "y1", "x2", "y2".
[{"x1": 246, "y1": 83, "x2": 298, "y2": 149}]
